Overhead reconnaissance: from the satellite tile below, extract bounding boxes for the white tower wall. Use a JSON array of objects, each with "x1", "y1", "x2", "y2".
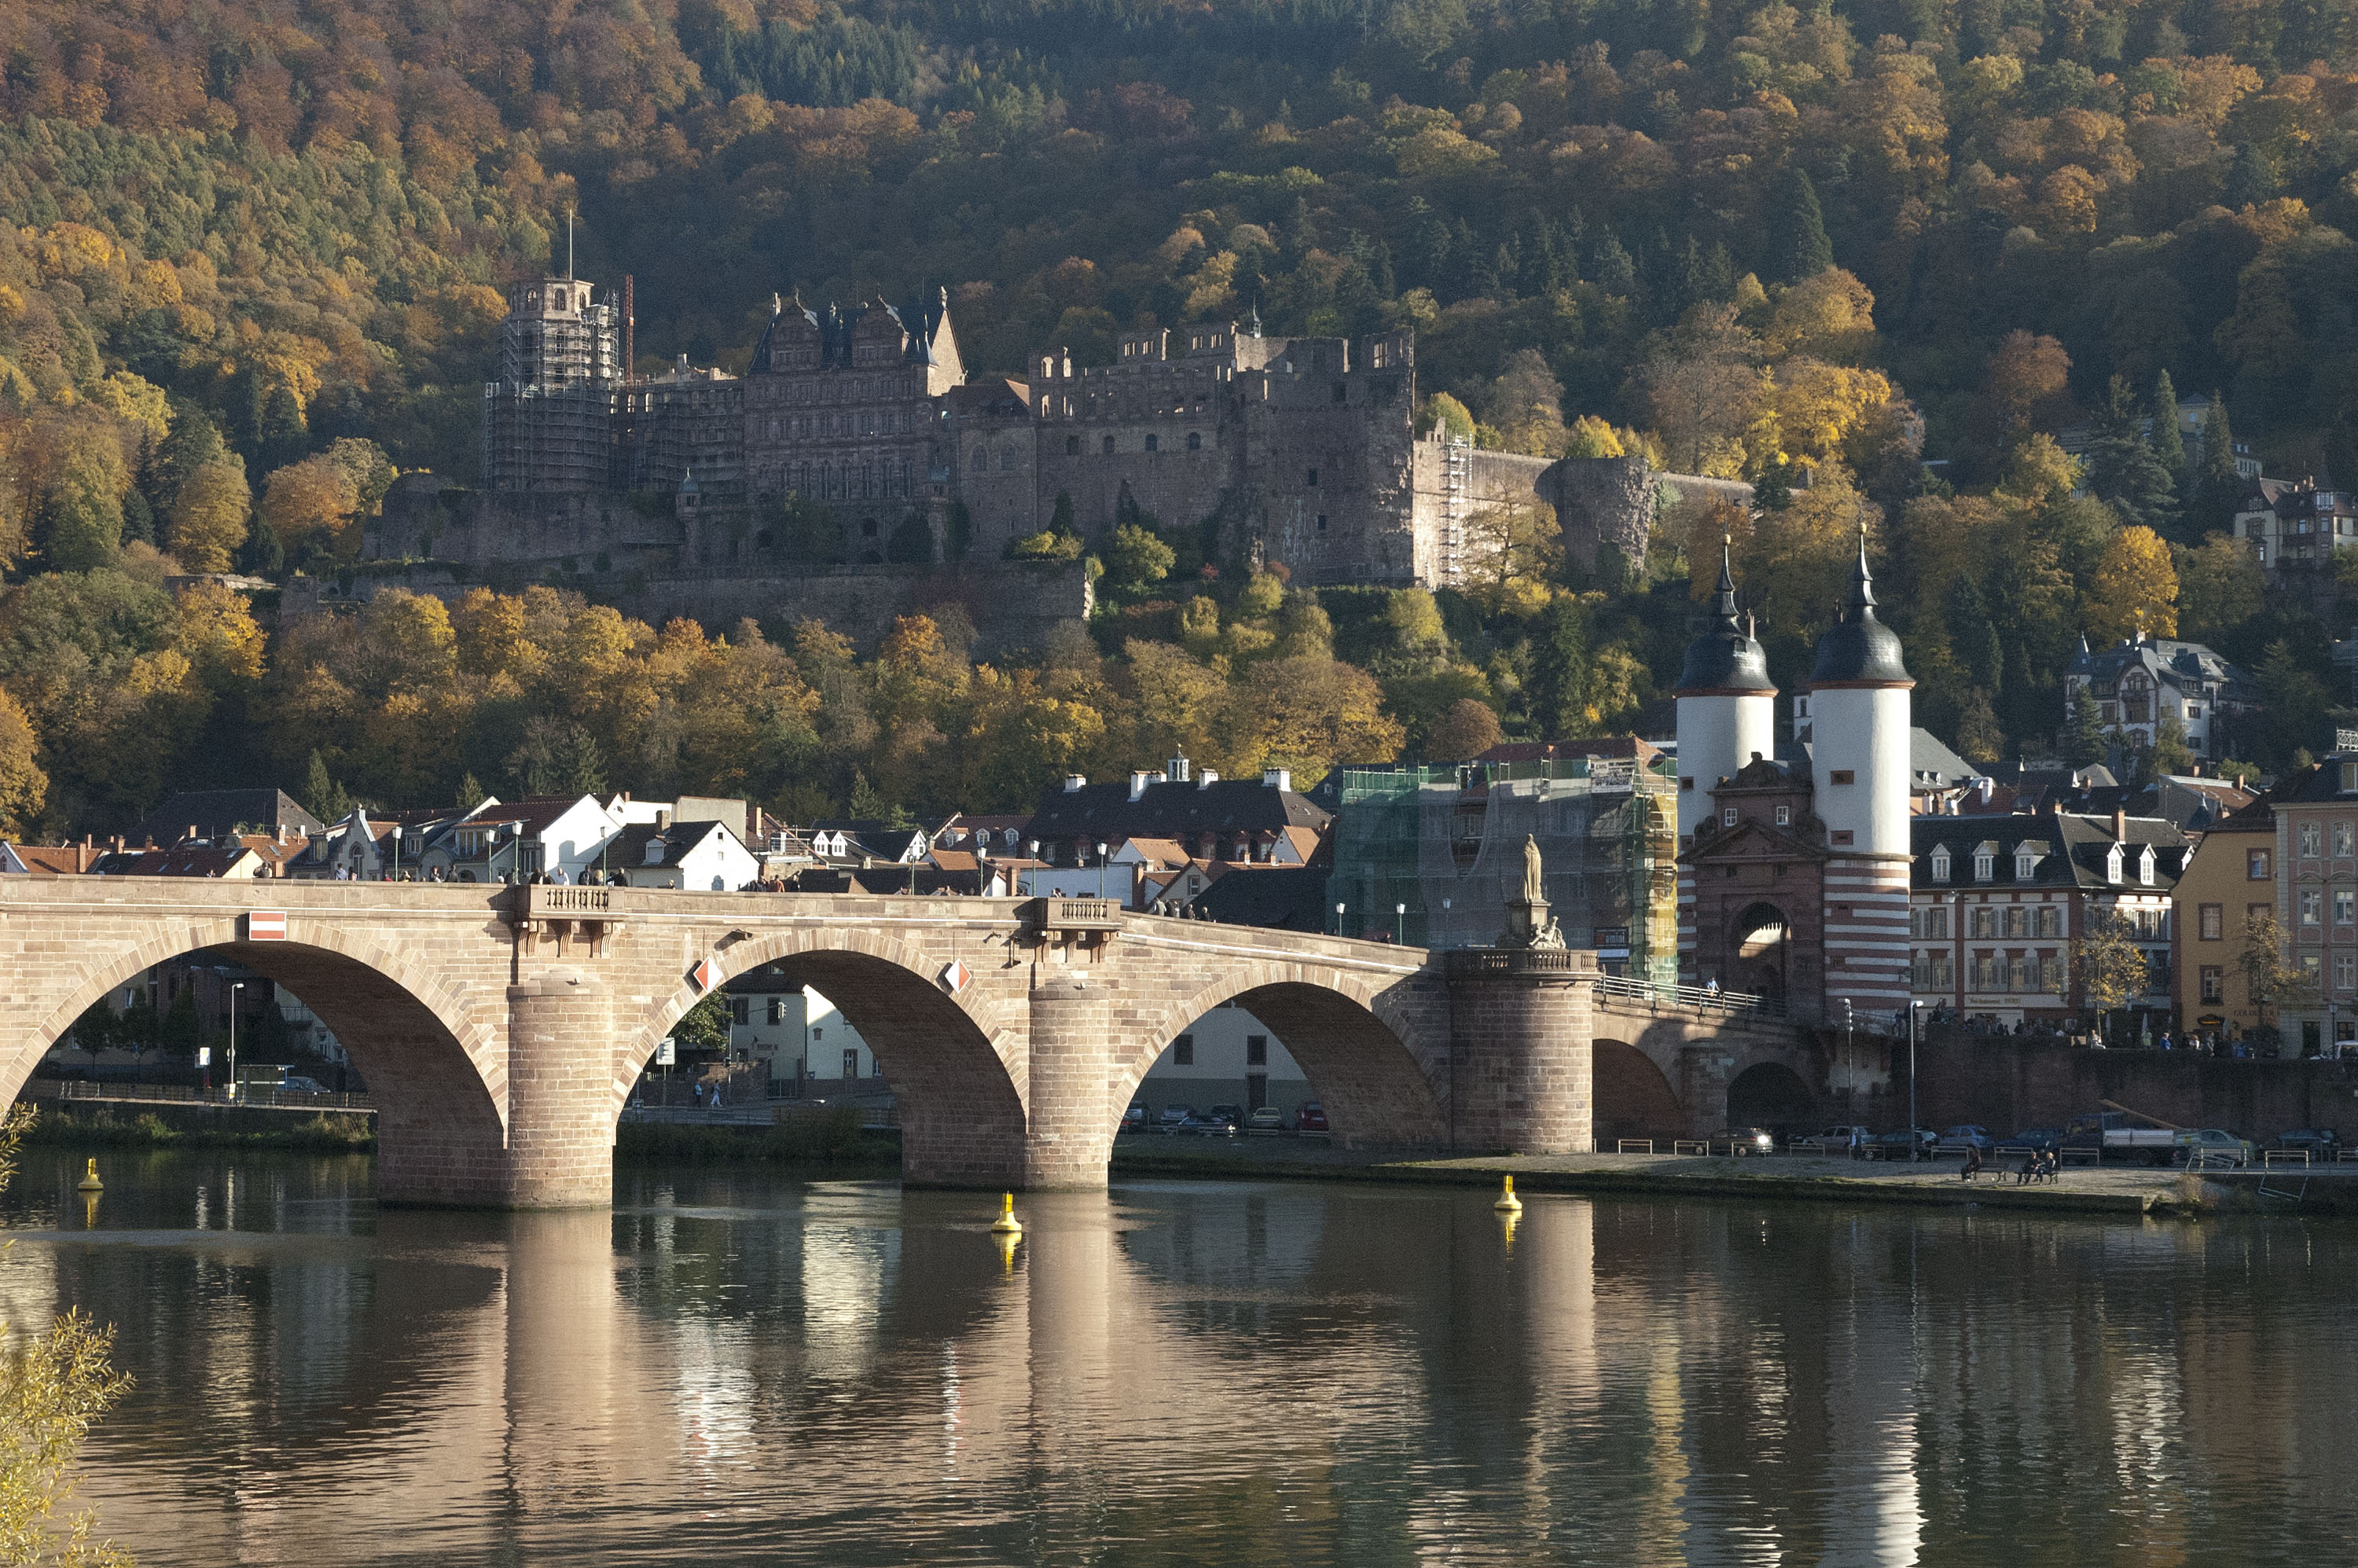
[
  {"x1": 1805, "y1": 687, "x2": 1912, "y2": 854},
  {"x1": 1674, "y1": 692, "x2": 1777, "y2": 843}
]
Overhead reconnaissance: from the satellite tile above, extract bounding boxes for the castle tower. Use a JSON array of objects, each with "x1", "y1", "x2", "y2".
[
  {"x1": 1805, "y1": 531, "x2": 1914, "y2": 1029},
  {"x1": 483, "y1": 274, "x2": 621, "y2": 492},
  {"x1": 1674, "y1": 538, "x2": 1777, "y2": 989},
  {"x1": 1673, "y1": 538, "x2": 1776, "y2": 843}
]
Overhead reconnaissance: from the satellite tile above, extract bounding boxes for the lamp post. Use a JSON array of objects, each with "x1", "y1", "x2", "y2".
[
  {"x1": 227, "y1": 980, "x2": 244, "y2": 1103},
  {"x1": 1396, "y1": 902, "x2": 1407, "y2": 944},
  {"x1": 1096, "y1": 840, "x2": 1109, "y2": 903},
  {"x1": 1908, "y1": 1000, "x2": 1923, "y2": 1161},
  {"x1": 1335, "y1": 901, "x2": 1346, "y2": 938}
]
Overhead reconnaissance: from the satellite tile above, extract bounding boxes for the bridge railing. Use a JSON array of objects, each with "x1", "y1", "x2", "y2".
[
  {"x1": 1592, "y1": 975, "x2": 1785, "y2": 1019},
  {"x1": 31, "y1": 1080, "x2": 377, "y2": 1113}
]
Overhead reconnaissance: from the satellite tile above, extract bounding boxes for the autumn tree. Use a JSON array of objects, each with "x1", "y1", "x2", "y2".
[
  {"x1": 2078, "y1": 909, "x2": 2150, "y2": 1045},
  {"x1": 2238, "y1": 908, "x2": 2314, "y2": 1045},
  {"x1": 166, "y1": 461, "x2": 249, "y2": 572},
  {"x1": 2084, "y1": 526, "x2": 2178, "y2": 644},
  {"x1": 1424, "y1": 696, "x2": 1503, "y2": 761},
  {"x1": 0, "y1": 688, "x2": 47, "y2": 836},
  {"x1": 0, "y1": 1105, "x2": 134, "y2": 1567}
]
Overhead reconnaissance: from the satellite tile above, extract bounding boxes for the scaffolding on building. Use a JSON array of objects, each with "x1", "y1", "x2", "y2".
[
  {"x1": 1440, "y1": 436, "x2": 1470, "y2": 583},
  {"x1": 1328, "y1": 755, "x2": 1678, "y2": 983}
]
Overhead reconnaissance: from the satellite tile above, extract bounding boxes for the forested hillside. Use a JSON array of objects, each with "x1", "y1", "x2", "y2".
[{"x1": 0, "y1": 0, "x2": 2353, "y2": 838}]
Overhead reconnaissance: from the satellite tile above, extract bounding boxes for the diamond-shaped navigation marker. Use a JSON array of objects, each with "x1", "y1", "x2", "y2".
[
  {"x1": 940, "y1": 959, "x2": 971, "y2": 993},
  {"x1": 691, "y1": 954, "x2": 723, "y2": 992}
]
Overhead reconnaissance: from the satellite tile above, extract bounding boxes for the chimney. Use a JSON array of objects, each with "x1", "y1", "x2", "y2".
[
  {"x1": 656, "y1": 807, "x2": 672, "y2": 830},
  {"x1": 1063, "y1": 775, "x2": 1088, "y2": 792},
  {"x1": 1262, "y1": 769, "x2": 1291, "y2": 791},
  {"x1": 187, "y1": 824, "x2": 199, "y2": 844},
  {"x1": 1198, "y1": 769, "x2": 1220, "y2": 789},
  {"x1": 2113, "y1": 806, "x2": 2127, "y2": 841},
  {"x1": 1129, "y1": 770, "x2": 1151, "y2": 801}
]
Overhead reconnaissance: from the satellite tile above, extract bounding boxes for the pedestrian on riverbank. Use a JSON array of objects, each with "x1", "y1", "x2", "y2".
[{"x1": 1961, "y1": 1144, "x2": 1983, "y2": 1181}]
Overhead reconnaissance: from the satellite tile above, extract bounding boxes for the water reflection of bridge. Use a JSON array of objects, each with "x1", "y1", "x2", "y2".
[{"x1": 9, "y1": 1172, "x2": 2326, "y2": 1562}]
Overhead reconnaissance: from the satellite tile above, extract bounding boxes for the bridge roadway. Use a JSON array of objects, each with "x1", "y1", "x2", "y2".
[{"x1": 0, "y1": 879, "x2": 1820, "y2": 1207}]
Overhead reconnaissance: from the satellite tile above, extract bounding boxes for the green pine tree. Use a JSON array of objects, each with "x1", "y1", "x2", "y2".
[
  {"x1": 303, "y1": 750, "x2": 351, "y2": 824},
  {"x1": 1769, "y1": 167, "x2": 1834, "y2": 284},
  {"x1": 2084, "y1": 375, "x2": 2180, "y2": 534},
  {"x1": 2191, "y1": 393, "x2": 2243, "y2": 533},
  {"x1": 848, "y1": 770, "x2": 888, "y2": 821},
  {"x1": 2064, "y1": 689, "x2": 2108, "y2": 766},
  {"x1": 2150, "y1": 370, "x2": 2186, "y2": 483}
]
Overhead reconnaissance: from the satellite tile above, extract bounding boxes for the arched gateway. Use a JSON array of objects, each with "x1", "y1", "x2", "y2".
[{"x1": 0, "y1": 879, "x2": 1816, "y2": 1207}]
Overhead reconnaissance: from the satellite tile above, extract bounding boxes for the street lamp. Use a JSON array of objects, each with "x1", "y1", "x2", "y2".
[
  {"x1": 1908, "y1": 1000, "x2": 1923, "y2": 1161},
  {"x1": 227, "y1": 980, "x2": 244, "y2": 1103},
  {"x1": 1096, "y1": 840, "x2": 1109, "y2": 903},
  {"x1": 1335, "y1": 901, "x2": 1346, "y2": 937},
  {"x1": 1396, "y1": 902, "x2": 1407, "y2": 944}
]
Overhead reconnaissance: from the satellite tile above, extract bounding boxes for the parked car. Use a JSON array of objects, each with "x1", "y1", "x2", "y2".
[
  {"x1": 282, "y1": 1076, "x2": 329, "y2": 1095},
  {"x1": 1869, "y1": 1128, "x2": 1938, "y2": 1159},
  {"x1": 1936, "y1": 1125, "x2": 1995, "y2": 1155},
  {"x1": 1203, "y1": 1103, "x2": 1245, "y2": 1133},
  {"x1": 2275, "y1": 1128, "x2": 2339, "y2": 1160},
  {"x1": 1120, "y1": 1103, "x2": 1148, "y2": 1134},
  {"x1": 2062, "y1": 1111, "x2": 2177, "y2": 1165},
  {"x1": 2007, "y1": 1128, "x2": 2062, "y2": 1151},
  {"x1": 2176, "y1": 1129, "x2": 2257, "y2": 1167},
  {"x1": 1246, "y1": 1107, "x2": 1287, "y2": 1134},
  {"x1": 1179, "y1": 1111, "x2": 1239, "y2": 1137},
  {"x1": 1713, "y1": 1127, "x2": 1777, "y2": 1155},
  {"x1": 1804, "y1": 1125, "x2": 1874, "y2": 1158},
  {"x1": 1157, "y1": 1104, "x2": 1195, "y2": 1132},
  {"x1": 1295, "y1": 1101, "x2": 1330, "y2": 1133}
]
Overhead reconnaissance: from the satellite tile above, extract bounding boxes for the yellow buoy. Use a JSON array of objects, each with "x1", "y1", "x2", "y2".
[
  {"x1": 1493, "y1": 1173, "x2": 1522, "y2": 1213},
  {"x1": 989, "y1": 1191, "x2": 1023, "y2": 1236},
  {"x1": 75, "y1": 1159, "x2": 103, "y2": 1193}
]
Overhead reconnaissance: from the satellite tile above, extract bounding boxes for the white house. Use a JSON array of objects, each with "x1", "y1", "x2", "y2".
[
  {"x1": 613, "y1": 817, "x2": 760, "y2": 890},
  {"x1": 723, "y1": 966, "x2": 880, "y2": 1092},
  {"x1": 2062, "y1": 633, "x2": 2254, "y2": 762},
  {"x1": 1133, "y1": 1000, "x2": 1311, "y2": 1118}
]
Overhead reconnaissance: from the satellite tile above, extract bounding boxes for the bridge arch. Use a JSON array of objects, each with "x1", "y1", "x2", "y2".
[
  {"x1": 4, "y1": 918, "x2": 506, "y2": 1206},
  {"x1": 621, "y1": 925, "x2": 1030, "y2": 1188},
  {"x1": 1727, "y1": 1059, "x2": 1817, "y2": 1129},
  {"x1": 1591, "y1": 1037, "x2": 1682, "y2": 1146},
  {"x1": 1119, "y1": 961, "x2": 1446, "y2": 1151}
]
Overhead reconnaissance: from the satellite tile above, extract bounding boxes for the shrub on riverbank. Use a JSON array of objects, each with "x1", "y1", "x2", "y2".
[
  {"x1": 616, "y1": 1107, "x2": 893, "y2": 1167},
  {"x1": 20, "y1": 1106, "x2": 374, "y2": 1153}
]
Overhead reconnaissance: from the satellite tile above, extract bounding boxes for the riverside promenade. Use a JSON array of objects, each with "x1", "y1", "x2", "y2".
[{"x1": 1110, "y1": 1137, "x2": 2351, "y2": 1217}]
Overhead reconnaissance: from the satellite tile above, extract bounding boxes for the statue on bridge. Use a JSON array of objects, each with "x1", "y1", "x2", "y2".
[{"x1": 1500, "y1": 835, "x2": 1556, "y2": 949}]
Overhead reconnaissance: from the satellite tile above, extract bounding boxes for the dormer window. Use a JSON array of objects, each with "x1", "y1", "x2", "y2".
[
  {"x1": 1930, "y1": 848, "x2": 1951, "y2": 883},
  {"x1": 1974, "y1": 850, "x2": 1996, "y2": 882},
  {"x1": 2139, "y1": 845, "x2": 2157, "y2": 886},
  {"x1": 2015, "y1": 850, "x2": 2038, "y2": 879},
  {"x1": 2106, "y1": 844, "x2": 2124, "y2": 884}
]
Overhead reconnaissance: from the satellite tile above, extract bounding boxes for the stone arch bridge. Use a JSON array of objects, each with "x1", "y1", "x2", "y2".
[{"x1": 0, "y1": 880, "x2": 1810, "y2": 1207}]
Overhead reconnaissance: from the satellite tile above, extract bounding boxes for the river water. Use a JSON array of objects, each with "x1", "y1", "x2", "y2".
[{"x1": 0, "y1": 1148, "x2": 2351, "y2": 1566}]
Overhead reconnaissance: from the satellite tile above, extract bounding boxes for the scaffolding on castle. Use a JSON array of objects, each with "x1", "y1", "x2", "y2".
[{"x1": 1326, "y1": 755, "x2": 1677, "y2": 985}]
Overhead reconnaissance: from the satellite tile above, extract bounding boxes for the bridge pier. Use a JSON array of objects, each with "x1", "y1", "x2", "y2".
[
  {"x1": 1023, "y1": 973, "x2": 1118, "y2": 1189},
  {"x1": 1444, "y1": 949, "x2": 1597, "y2": 1155},
  {"x1": 504, "y1": 968, "x2": 617, "y2": 1207}
]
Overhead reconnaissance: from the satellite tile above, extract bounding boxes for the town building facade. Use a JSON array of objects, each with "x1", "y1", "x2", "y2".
[{"x1": 2062, "y1": 634, "x2": 2255, "y2": 763}]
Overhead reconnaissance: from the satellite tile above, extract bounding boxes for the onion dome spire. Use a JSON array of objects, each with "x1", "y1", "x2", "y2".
[{"x1": 1676, "y1": 534, "x2": 1775, "y2": 695}]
